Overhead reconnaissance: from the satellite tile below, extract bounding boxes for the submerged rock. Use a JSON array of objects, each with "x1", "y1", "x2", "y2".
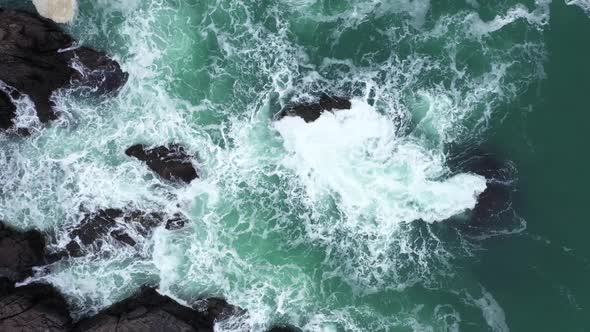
[
  {"x1": 73, "y1": 287, "x2": 244, "y2": 332},
  {"x1": 446, "y1": 148, "x2": 515, "y2": 227},
  {"x1": 0, "y1": 9, "x2": 127, "y2": 126},
  {"x1": 267, "y1": 325, "x2": 303, "y2": 332},
  {"x1": 65, "y1": 208, "x2": 188, "y2": 257},
  {"x1": 277, "y1": 94, "x2": 351, "y2": 123},
  {"x1": 126, "y1": 144, "x2": 198, "y2": 183},
  {"x1": 0, "y1": 283, "x2": 72, "y2": 331},
  {"x1": 165, "y1": 214, "x2": 187, "y2": 230},
  {"x1": 0, "y1": 221, "x2": 46, "y2": 283}
]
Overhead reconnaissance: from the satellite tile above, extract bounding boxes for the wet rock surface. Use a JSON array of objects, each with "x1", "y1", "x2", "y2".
[
  {"x1": 0, "y1": 282, "x2": 253, "y2": 332},
  {"x1": 73, "y1": 287, "x2": 244, "y2": 332},
  {"x1": 0, "y1": 221, "x2": 46, "y2": 283},
  {"x1": 277, "y1": 94, "x2": 351, "y2": 123},
  {"x1": 0, "y1": 9, "x2": 127, "y2": 126},
  {"x1": 126, "y1": 144, "x2": 198, "y2": 183},
  {"x1": 0, "y1": 89, "x2": 16, "y2": 130},
  {"x1": 0, "y1": 283, "x2": 72, "y2": 332},
  {"x1": 65, "y1": 208, "x2": 189, "y2": 257},
  {"x1": 0, "y1": 221, "x2": 253, "y2": 332}
]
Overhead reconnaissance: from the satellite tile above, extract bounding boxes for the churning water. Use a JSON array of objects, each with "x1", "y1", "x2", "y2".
[{"x1": 2, "y1": 0, "x2": 589, "y2": 331}]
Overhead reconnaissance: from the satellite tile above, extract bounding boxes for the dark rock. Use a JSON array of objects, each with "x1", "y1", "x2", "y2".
[
  {"x1": 68, "y1": 46, "x2": 128, "y2": 96},
  {"x1": 0, "y1": 221, "x2": 46, "y2": 282},
  {"x1": 194, "y1": 297, "x2": 245, "y2": 328},
  {"x1": 126, "y1": 144, "x2": 198, "y2": 183},
  {"x1": 0, "y1": 277, "x2": 14, "y2": 297},
  {"x1": 446, "y1": 147, "x2": 516, "y2": 228},
  {"x1": 66, "y1": 208, "x2": 126, "y2": 257},
  {"x1": 73, "y1": 287, "x2": 244, "y2": 332},
  {"x1": 0, "y1": 9, "x2": 127, "y2": 125},
  {"x1": 448, "y1": 149, "x2": 509, "y2": 181},
  {"x1": 277, "y1": 94, "x2": 351, "y2": 123},
  {"x1": 0, "y1": 283, "x2": 72, "y2": 331},
  {"x1": 65, "y1": 209, "x2": 189, "y2": 257},
  {"x1": 0, "y1": 89, "x2": 16, "y2": 130},
  {"x1": 165, "y1": 213, "x2": 187, "y2": 230},
  {"x1": 471, "y1": 181, "x2": 512, "y2": 222}
]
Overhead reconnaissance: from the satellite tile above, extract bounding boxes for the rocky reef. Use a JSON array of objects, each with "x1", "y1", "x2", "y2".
[
  {"x1": 0, "y1": 8, "x2": 127, "y2": 130},
  {"x1": 126, "y1": 144, "x2": 199, "y2": 184},
  {"x1": 0, "y1": 221, "x2": 297, "y2": 331},
  {"x1": 276, "y1": 94, "x2": 351, "y2": 123},
  {"x1": 63, "y1": 208, "x2": 189, "y2": 257}
]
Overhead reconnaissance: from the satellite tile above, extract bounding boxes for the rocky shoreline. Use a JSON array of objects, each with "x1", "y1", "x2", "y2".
[
  {"x1": 0, "y1": 221, "x2": 299, "y2": 332},
  {"x1": 0, "y1": 6, "x2": 515, "y2": 332},
  {"x1": 0, "y1": 9, "x2": 127, "y2": 129},
  {"x1": 0, "y1": 7, "x2": 299, "y2": 331}
]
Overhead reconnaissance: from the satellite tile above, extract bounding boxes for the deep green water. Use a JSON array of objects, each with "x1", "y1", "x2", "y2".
[{"x1": 1, "y1": 0, "x2": 590, "y2": 331}]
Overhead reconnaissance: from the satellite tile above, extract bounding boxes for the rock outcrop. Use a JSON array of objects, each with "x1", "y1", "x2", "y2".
[
  {"x1": 277, "y1": 94, "x2": 351, "y2": 123},
  {"x1": 0, "y1": 283, "x2": 72, "y2": 331},
  {"x1": 0, "y1": 284, "x2": 248, "y2": 332},
  {"x1": 126, "y1": 144, "x2": 198, "y2": 184},
  {"x1": 0, "y1": 89, "x2": 16, "y2": 130},
  {"x1": 0, "y1": 221, "x2": 46, "y2": 283},
  {"x1": 65, "y1": 208, "x2": 189, "y2": 257},
  {"x1": 0, "y1": 221, "x2": 253, "y2": 332},
  {"x1": 0, "y1": 9, "x2": 127, "y2": 127},
  {"x1": 0, "y1": 221, "x2": 296, "y2": 331},
  {"x1": 73, "y1": 287, "x2": 244, "y2": 332}
]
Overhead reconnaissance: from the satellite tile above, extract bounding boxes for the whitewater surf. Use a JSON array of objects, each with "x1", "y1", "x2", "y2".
[{"x1": 1, "y1": 0, "x2": 590, "y2": 331}]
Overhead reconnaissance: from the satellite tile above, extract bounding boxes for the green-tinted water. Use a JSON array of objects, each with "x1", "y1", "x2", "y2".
[{"x1": 0, "y1": 0, "x2": 589, "y2": 331}]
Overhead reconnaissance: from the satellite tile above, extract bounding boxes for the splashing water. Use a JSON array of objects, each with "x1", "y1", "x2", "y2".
[{"x1": 0, "y1": 0, "x2": 554, "y2": 330}]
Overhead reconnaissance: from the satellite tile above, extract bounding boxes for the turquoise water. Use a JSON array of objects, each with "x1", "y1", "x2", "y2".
[{"x1": 1, "y1": 0, "x2": 589, "y2": 330}]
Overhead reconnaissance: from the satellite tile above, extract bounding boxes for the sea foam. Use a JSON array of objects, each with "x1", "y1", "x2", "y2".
[
  {"x1": 274, "y1": 100, "x2": 486, "y2": 225},
  {"x1": 0, "y1": 0, "x2": 549, "y2": 330}
]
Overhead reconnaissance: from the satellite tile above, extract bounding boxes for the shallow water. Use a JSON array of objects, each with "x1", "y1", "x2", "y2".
[{"x1": 1, "y1": 0, "x2": 589, "y2": 331}]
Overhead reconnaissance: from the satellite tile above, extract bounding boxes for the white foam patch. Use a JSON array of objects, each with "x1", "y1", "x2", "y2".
[
  {"x1": 274, "y1": 100, "x2": 486, "y2": 225},
  {"x1": 466, "y1": 0, "x2": 551, "y2": 36},
  {"x1": 33, "y1": 0, "x2": 77, "y2": 23},
  {"x1": 467, "y1": 287, "x2": 509, "y2": 332},
  {"x1": 285, "y1": 0, "x2": 432, "y2": 28},
  {"x1": 566, "y1": 0, "x2": 590, "y2": 16}
]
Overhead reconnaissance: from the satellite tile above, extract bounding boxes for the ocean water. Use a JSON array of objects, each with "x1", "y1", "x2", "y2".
[{"x1": 0, "y1": 0, "x2": 589, "y2": 331}]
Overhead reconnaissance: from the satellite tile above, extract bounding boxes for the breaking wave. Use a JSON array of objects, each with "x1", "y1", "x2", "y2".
[{"x1": 0, "y1": 0, "x2": 551, "y2": 330}]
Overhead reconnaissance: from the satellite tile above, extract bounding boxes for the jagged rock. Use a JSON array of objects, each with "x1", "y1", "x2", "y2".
[
  {"x1": 65, "y1": 209, "x2": 189, "y2": 257},
  {"x1": 0, "y1": 89, "x2": 15, "y2": 130},
  {"x1": 0, "y1": 283, "x2": 72, "y2": 331},
  {"x1": 165, "y1": 214, "x2": 187, "y2": 231},
  {"x1": 0, "y1": 9, "x2": 127, "y2": 126},
  {"x1": 126, "y1": 144, "x2": 198, "y2": 183},
  {"x1": 73, "y1": 287, "x2": 244, "y2": 332},
  {"x1": 69, "y1": 46, "x2": 128, "y2": 96},
  {"x1": 0, "y1": 221, "x2": 46, "y2": 283},
  {"x1": 277, "y1": 94, "x2": 351, "y2": 123},
  {"x1": 194, "y1": 297, "x2": 246, "y2": 328}
]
